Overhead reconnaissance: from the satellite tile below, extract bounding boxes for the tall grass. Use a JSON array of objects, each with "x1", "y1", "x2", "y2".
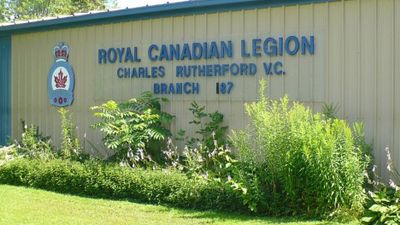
[{"x1": 230, "y1": 80, "x2": 368, "y2": 217}]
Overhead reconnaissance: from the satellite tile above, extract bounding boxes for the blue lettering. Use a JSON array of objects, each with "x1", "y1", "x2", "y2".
[
  {"x1": 301, "y1": 36, "x2": 315, "y2": 55},
  {"x1": 170, "y1": 44, "x2": 180, "y2": 61},
  {"x1": 214, "y1": 64, "x2": 222, "y2": 76},
  {"x1": 241, "y1": 40, "x2": 250, "y2": 57},
  {"x1": 209, "y1": 41, "x2": 220, "y2": 59},
  {"x1": 263, "y1": 62, "x2": 273, "y2": 75},
  {"x1": 98, "y1": 49, "x2": 107, "y2": 64},
  {"x1": 125, "y1": 47, "x2": 134, "y2": 63},
  {"x1": 263, "y1": 38, "x2": 277, "y2": 56},
  {"x1": 151, "y1": 67, "x2": 158, "y2": 78},
  {"x1": 198, "y1": 65, "x2": 206, "y2": 76},
  {"x1": 131, "y1": 68, "x2": 138, "y2": 78},
  {"x1": 139, "y1": 67, "x2": 146, "y2": 78},
  {"x1": 181, "y1": 44, "x2": 192, "y2": 60},
  {"x1": 221, "y1": 41, "x2": 233, "y2": 58},
  {"x1": 231, "y1": 63, "x2": 239, "y2": 76},
  {"x1": 240, "y1": 63, "x2": 248, "y2": 75},
  {"x1": 203, "y1": 42, "x2": 208, "y2": 59},
  {"x1": 108, "y1": 48, "x2": 117, "y2": 63},
  {"x1": 154, "y1": 83, "x2": 160, "y2": 94},
  {"x1": 191, "y1": 65, "x2": 197, "y2": 76},
  {"x1": 169, "y1": 83, "x2": 175, "y2": 94},
  {"x1": 206, "y1": 65, "x2": 213, "y2": 76},
  {"x1": 158, "y1": 66, "x2": 165, "y2": 77},
  {"x1": 184, "y1": 82, "x2": 191, "y2": 94},
  {"x1": 192, "y1": 42, "x2": 203, "y2": 60},
  {"x1": 133, "y1": 47, "x2": 141, "y2": 62},
  {"x1": 116, "y1": 48, "x2": 125, "y2": 63},
  {"x1": 161, "y1": 83, "x2": 168, "y2": 94},
  {"x1": 123, "y1": 68, "x2": 130, "y2": 78},
  {"x1": 176, "y1": 83, "x2": 183, "y2": 94},
  {"x1": 249, "y1": 63, "x2": 257, "y2": 75},
  {"x1": 274, "y1": 61, "x2": 284, "y2": 75},
  {"x1": 117, "y1": 67, "x2": 123, "y2": 78},
  {"x1": 192, "y1": 83, "x2": 200, "y2": 94},
  {"x1": 252, "y1": 39, "x2": 262, "y2": 57},
  {"x1": 278, "y1": 37, "x2": 284, "y2": 56},
  {"x1": 222, "y1": 64, "x2": 229, "y2": 75},
  {"x1": 176, "y1": 66, "x2": 183, "y2": 77},
  {"x1": 148, "y1": 44, "x2": 158, "y2": 61},
  {"x1": 159, "y1": 45, "x2": 170, "y2": 61},
  {"x1": 285, "y1": 36, "x2": 300, "y2": 55}
]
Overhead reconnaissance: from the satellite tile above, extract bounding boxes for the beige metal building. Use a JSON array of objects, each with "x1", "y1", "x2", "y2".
[{"x1": 0, "y1": 0, "x2": 399, "y2": 175}]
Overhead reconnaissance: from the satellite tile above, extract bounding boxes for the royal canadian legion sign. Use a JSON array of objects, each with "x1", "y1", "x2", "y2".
[{"x1": 97, "y1": 35, "x2": 315, "y2": 95}]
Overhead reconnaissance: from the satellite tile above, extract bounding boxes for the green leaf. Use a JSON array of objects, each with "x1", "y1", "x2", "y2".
[
  {"x1": 361, "y1": 216, "x2": 374, "y2": 223},
  {"x1": 369, "y1": 204, "x2": 388, "y2": 213}
]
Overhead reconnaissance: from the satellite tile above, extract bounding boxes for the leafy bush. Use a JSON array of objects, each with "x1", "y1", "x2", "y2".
[
  {"x1": 0, "y1": 145, "x2": 16, "y2": 166},
  {"x1": 362, "y1": 188, "x2": 400, "y2": 225},
  {"x1": 162, "y1": 134, "x2": 236, "y2": 181},
  {"x1": 169, "y1": 101, "x2": 232, "y2": 178},
  {"x1": 91, "y1": 92, "x2": 174, "y2": 166},
  {"x1": 181, "y1": 140, "x2": 236, "y2": 180},
  {"x1": 230, "y1": 80, "x2": 368, "y2": 217},
  {"x1": 179, "y1": 101, "x2": 228, "y2": 150},
  {"x1": 362, "y1": 147, "x2": 400, "y2": 225},
  {"x1": 0, "y1": 158, "x2": 245, "y2": 212},
  {"x1": 13, "y1": 123, "x2": 54, "y2": 160}
]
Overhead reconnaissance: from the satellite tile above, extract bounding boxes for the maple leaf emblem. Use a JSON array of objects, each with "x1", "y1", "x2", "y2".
[{"x1": 55, "y1": 69, "x2": 67, "y2": 88}]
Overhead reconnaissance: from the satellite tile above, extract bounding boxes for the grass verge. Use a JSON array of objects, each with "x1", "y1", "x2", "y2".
[{"x1": 0, "y1": 185, "x2": 359, "y2": 225}]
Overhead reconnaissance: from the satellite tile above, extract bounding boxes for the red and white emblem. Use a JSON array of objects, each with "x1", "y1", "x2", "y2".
[{"x1": 52, "y1": 67, "x2": 70, "y2": 90}]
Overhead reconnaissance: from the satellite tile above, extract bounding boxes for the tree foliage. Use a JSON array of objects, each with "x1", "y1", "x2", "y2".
[
  {"x1": 91, "y1": 92, "x2": 174, "y2": 166},
  {"x1": 0, "y1": 0, "x2": 115, "y2": 22}
]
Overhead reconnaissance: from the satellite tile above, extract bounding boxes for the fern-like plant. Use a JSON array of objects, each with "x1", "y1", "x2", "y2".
[{"x1": 91, "y1": 92, "x2": 173, "y2": 166}]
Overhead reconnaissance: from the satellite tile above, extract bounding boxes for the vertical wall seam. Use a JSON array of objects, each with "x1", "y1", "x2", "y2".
[
  {"x1": 358, "y1": 0, "x2": 362, "y2": 119},
  {"x1": 296, "y1": 4, "x2": 300, "y2": 102},
  {"x1": 282, "y1": 5, "x2": 286, "y2": 96},
  {"x1": 392, "y1": 0, "x2": 397, "y2": 166},
  {"x1": 311, "y1": 3, "x2": 315, "y2": 110},
  {"x1": 9, "y1": 36, "x2": 13, "y2": 142},
  {"x1": 341, "y1": 0, "x2": 345, "y2": 118},
  {"x1": 268, "y1": 7, "x2": 272, "y2": 97},
  {"x1": 326, "y1": 1, "x2": 330, "y2": 103},
  {"x1": 374, "y1": 0, "x2": 379, "y2": 171}
]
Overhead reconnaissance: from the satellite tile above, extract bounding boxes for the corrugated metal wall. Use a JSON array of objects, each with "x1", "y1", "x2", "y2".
[{"x1": 11, "y1": 0, "x2": 400, "y2": 174}]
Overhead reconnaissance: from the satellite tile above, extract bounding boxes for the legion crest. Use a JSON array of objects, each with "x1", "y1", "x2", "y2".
[{"x1": 48, "y1": 42, "x2": 75, "y2": 107}]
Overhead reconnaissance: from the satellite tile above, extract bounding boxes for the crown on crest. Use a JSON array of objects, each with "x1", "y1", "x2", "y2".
[{"x1": 53, "y1": 42, "x2": 70, "y2": 61}]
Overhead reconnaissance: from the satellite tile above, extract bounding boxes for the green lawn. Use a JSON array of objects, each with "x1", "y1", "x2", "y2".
[{"x1": 0, "y1": 185, "x2": 359, "y2": 225}]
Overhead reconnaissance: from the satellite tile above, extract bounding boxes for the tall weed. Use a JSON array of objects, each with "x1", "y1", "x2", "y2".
[{"x1": 230, "y1": 80, "x2": 368, "y2": 217}]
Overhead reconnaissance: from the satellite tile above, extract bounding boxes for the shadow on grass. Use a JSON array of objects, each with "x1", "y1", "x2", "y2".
[
  {"x1": 175, "y1": 210, "x2": 331, "y2": 224},
  {"x1": 1, "y1": 184, "x2": 340, "y2": 225}
]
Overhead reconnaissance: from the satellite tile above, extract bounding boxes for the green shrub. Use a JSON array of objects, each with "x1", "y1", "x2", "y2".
[
  {"x1": 182, "y1": 141, "x2": 236, "y2": 180},
  {"x1": 230, "y1": 80, "x2": 368, "y2": 217},
  {"x1": 14, "y1": 123, "x2": 54, "y2": 160},
  {"x1": 362, "y1": 147, "x2": 400, "y2": 224},
  {"x1": 182, "y1": 101, "x2": 228, "y2": 149},
  {"x1": 91, "y1": 92, "x2": 173, "y2": 167},
  {"x1": 0, "y1": 145, "x2": 17, "y2": 166},
  {"x1": 362, "y1": 187, "x2": 400, "y2": 225},
  {"x1": 0, "y1": 158, "x2": 245, "y2": 212}
]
